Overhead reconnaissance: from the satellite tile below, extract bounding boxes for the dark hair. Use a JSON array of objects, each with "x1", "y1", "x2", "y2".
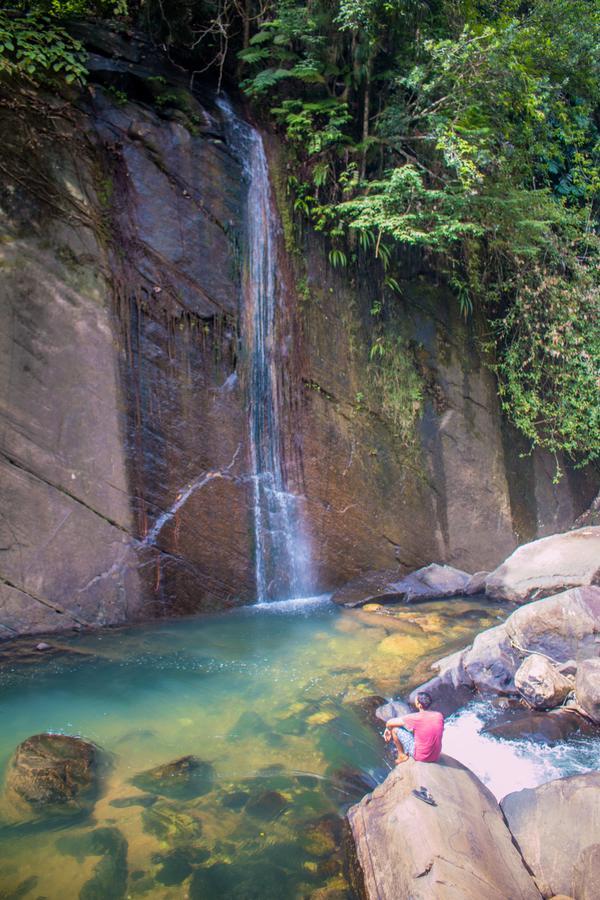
[{"x1": 416, "y1": 691, "x2": 432, "y2": 709}]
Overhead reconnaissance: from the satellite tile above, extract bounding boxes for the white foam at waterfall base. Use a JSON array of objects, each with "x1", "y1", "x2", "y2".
[
  {"x1": 252, "y1": 593, "x2": 332, "y2": 614},
  {"x1": 443, "y1": 700, "x2": 600, "y2": 800}
]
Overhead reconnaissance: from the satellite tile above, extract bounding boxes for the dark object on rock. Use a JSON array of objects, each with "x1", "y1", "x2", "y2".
[
  {"x1": 412, "y1": 786, "x2": 436, "y2": 806},
  {"x1": 514, "y1": 654, "x2": 573, "y2": 710},
  {"x1": 348, "y1": 756, "x2": 541, "y2": 899},
  {"x1": 59, "y1": 826, "x2": 128, "y2": 900},
  {"x1": 332, "y1": 564, "x2": 471, "y2": 607},
  {"x1": 575, "y1": 658, "x2": 600, "y2": 723},
  {"x1": 131, "y1": 755, "x2": 213, "y2": 800},
  {"x1": 502, "y1": 772, "x2": 600, "y2": 898},
  {"x1": 485, "y1": 527, "x2": 600, "y2": 603},
  {"x1": 6, "y1": 733, "x2": 97, "y2": 817}
]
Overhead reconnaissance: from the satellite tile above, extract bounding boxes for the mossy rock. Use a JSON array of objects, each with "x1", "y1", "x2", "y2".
[
  {"x1": 141, "y1": 799, "x2": 203, "y2": 845},
  {"x1": 5, "y1": 733, "x2": 99, "y2": 820},
  {"x1": 131, "y1": 755, "x2": 213, "y2": 800}
]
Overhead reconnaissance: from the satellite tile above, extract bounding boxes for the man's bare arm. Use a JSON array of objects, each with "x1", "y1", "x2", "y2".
[{"x1": 385, "y1": 717, "x2": 405, "y2": 729}]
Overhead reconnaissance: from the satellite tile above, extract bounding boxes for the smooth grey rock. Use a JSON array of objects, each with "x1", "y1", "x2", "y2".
[
  {"x1": 502, "y1": 772, "x2": 600, "y2": 898},
  {"x1": 486, "y1": 527, "x2": 600, "y2": 604},
  {"x1": 466, "y1": 570, "x2": 489, "y2": 595},
  {"x1": 514, "y1": 654, "x2": 573, "y2": 710},
  {"x1": 374, "y1": 700, "x2": 411, "y2": 722},
  {"x1": 410, "y1": 586, "x2": 600, "y2": 710},
  {"x1": 347, "y1": 755, "x2": 540, "y2": 900},
  {"x1": 571, "y1": 843, "x2": 600, "y2": 900},
  {"x1": 575, "y1": 658, "x2": 600, "y2": 723},
  {"x1": 332, "y1": 564, "x2": 471, "y2": 607}
]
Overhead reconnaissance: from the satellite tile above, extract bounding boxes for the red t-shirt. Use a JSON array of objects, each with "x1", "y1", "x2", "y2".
[{"x1": 402, "y1": 710, "x2": 444, "y2": 762}]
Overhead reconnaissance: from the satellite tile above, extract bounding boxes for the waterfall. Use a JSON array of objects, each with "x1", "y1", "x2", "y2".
[{"x1": 217, "y1": 97, "x2": 311, "y2": 601}]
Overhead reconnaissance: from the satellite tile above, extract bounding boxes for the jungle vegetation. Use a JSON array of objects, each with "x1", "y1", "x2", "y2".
[{"x1": 2, "y1": 0, "x2": 599, "y2": 468}]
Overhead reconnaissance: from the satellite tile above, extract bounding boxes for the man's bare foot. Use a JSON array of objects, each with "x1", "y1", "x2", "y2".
[{"x1": 395, "y1": 753, "x2": 409, "y2": 765}]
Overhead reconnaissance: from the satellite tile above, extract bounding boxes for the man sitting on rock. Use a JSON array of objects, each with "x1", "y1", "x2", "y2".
[{"x1": 384, "y1": 691, "x2": 444, "y2": 764}]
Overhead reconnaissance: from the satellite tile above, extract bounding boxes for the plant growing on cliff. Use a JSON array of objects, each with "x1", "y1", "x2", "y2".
[{"x1": 0, "y1": 10, "x2": 87, "y2": 84}]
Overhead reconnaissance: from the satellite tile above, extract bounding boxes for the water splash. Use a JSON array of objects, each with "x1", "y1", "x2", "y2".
[
  {"x1": 217, "y1": 96, "x2": 311, "y2": 601},
  {"x1": 444, "y1": 700, "x2": 600, "y2": 800}
]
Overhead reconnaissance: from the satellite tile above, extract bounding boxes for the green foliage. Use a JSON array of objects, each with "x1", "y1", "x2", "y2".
[
  {"x1": 369, "y1": 335, "x2": 423, "y2": 445},
  {"x1": 0, "y1": 11, "x2": 87, "y2": 84},
  {"x1": 234, "y1": 0, "x2": 600, "y2": 466}
]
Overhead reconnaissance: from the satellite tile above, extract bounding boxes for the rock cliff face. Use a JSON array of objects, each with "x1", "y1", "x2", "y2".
[{"x1": 0, "y1": 25, "x2": 597, "y2": 637}]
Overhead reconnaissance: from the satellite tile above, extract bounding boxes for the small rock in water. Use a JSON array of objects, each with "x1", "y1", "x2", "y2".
[
  {"x1": 228, "y1": 710, "x2": 271, "y2": 739},
  {"x1": 110, "y1": 794, "x2": 157, "y2": 809},
  {"x1": 300, "y1": 813, "x2": 343, "y2": 858},
  {"x1": 35, "y1": 642, "x2": 51, "y2": 651},
  {"x1": 141, "y1": 799, "x2": 203, "y2": 844},
  {"x1": 132, "y1": 755, "x2": 214, "y2": 800},
  {"x1": 220, "y1": 790, "x2": 249, "y2": 810},
  {"x1": 244, "y1": 789, "x2": 289, "y2": 820}
]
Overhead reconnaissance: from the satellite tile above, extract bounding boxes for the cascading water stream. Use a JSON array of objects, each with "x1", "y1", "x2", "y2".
[{"x1": 217, "y1": 97, "x2": 310, "y2": 602}]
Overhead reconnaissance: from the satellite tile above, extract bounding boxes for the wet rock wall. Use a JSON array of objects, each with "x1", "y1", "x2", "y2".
[{"x1": 0, "y1": 26, "x2": 597, "y2": 638}]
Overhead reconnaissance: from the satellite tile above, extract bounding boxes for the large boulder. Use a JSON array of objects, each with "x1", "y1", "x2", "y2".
[
  {"x1": 505, "y1": 587, "x2": 600, "y2": 661},
  {"x1": 410, "y1": 586, "x2": 600, "y2": 712},
  {"x1": 5, "y1": 733, "x2": 98, "y2": 818},
  {"x1": 502, "y1": 772, "x2": 600, "y2": 898},
  {"x1": 347, "y1": 755, "x2": 540, "y2": 899},
  {"x1": 486, "y1": 527, "x2": 600, "y2": 604},
  {"x1": 514, "y1": 654, "x2": 573, "y2": 710},
  {"x1": 332, "y1": 564, "x2": 471, "y2": 608},
  {"x1": 575, "y1": 659, "x2": 600, "y2": 723}
]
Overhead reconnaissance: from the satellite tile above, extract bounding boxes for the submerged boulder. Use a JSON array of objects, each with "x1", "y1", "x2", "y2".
[
  {"x1": 5, "y1": 733, "x2": 98, "y2": 818},
  {"x1": 131, "y1": 755, "x2": 213, "y2": 800},
  {"x1": 347, "y1": 755, "x2": 540, "y2": 899},
  {"x1": 514, "y1": 654, "x2": 573, "y2": 710},
  {"x1": 332, "y1": 564, "x2": 471, "y2": 608},
  {"x1": 575, "y1": 658, "x2": 600, "y2": 723},
  {"x1": 409, "y1": 586, "x2": 600, "y2": 712},
  {"x1": 486, "y1": 527, "x2": 600, "y2": 604},
  {"x1": 502, "y1": 772, "x2": 600, "y2": 899}
]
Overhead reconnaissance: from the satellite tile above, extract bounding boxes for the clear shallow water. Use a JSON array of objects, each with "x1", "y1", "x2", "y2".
[{"x1": 0, "y1": 596, "x2": 594, "y2": 899}]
